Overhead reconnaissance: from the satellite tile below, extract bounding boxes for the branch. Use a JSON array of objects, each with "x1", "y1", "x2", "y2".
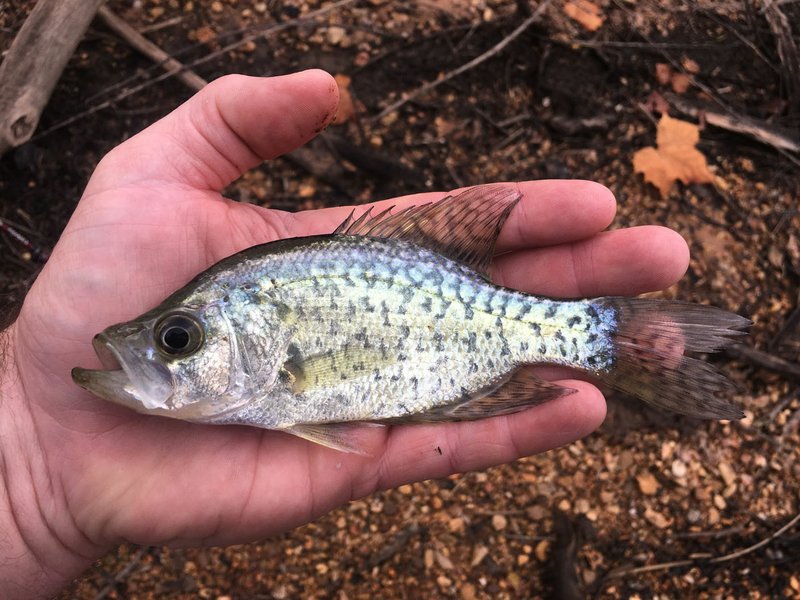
[
  {"x1": 0, "y1": 0, "x2": 105, "y2": 154},
  {"x1": 664, "y1": 92, "x2": 800, "y2": 154},
  {"x1": 727, "y1": 343, "x2": 800, "y2": 381},
  {"x1": 372, "y1": 0, "x2": 554, "y2": 121},
  {"x1": 97, "y1": 5, "x2": 207, "y2": 92}
]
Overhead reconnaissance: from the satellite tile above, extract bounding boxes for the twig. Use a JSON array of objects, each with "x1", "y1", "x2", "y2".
[
  {"x1": 764, "y1": 0, "x2": 800, "y2": 112},
  {"x1": 138, "y1": 15, "x2": 184, "y2": 35},
  {"x1": 708, "y1": 512, "x2": 800, "y2": 564},
  {"x1": 0, "y1": 217, "x2": 49, "y2": 262},
  {"x1": 604, "y1": 512, "x2": 800, "y2": 581},
  {"x1": 31, "y1": 0, "x2": 357, "y2": 141},
  {"x1": 727, "y1": 343, "x2": 800, "y2": 381},
  {"x1": 672, "y1": 524, "x2": 746, "y2": 540},
  {"x1": 97, "y1": 5, "x2": 207, "y2": 91},
  {"x1": 365, "y1": 524, "x2": 421, "y2": 569},
  {"x1": 92, "y1": 547, "x2": 148, "y2": 600},
  {"x1": 372, "y1": 0, "x2": 554, "y2": 121},
  {"x1": 664, "y1": 92, "x2": 800, "y2": 154},
  {"x1": 767, "y1": 390, "x2": 799, "y2": 423}
]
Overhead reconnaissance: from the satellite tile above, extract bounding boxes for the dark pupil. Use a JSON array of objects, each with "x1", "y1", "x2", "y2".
[{"x1": 163, "y1": 326, "x2": 190, "y2": 350}]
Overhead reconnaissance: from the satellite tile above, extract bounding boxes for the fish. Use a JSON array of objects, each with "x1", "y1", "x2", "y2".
[{"x1": 72, "y1": 184, "x2": 749, "y2": 453}]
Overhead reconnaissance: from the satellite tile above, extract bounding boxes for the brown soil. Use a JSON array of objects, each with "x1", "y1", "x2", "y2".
[{"x1": 1, "y1": 0, "x2": 799, "y2": 598}]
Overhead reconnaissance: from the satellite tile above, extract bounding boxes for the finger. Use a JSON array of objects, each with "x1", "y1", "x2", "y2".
[
  {"x1": 357, "y1": 380, "x2": 605, "y2": 492},
  {"x1": 492, "y1": 225, "x2": 690, "y2": 297},
  {"x1": 279, "y1": 180, "x2": 616, "y2": 252},
  {"x1": 87, "y1": 70, "x2": 339, "y2": 193}
]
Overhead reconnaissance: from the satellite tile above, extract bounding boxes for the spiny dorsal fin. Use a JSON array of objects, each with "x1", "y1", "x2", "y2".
[
  {"x1": 379, "y1": 368, "x2": 576, "y2": 424},
  {"x1": 333, "y1": 184, "x2": 522, "y2": 277}
]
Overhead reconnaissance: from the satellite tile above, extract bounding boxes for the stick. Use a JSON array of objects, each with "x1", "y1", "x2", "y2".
[
  {"x1": 31, "y1": 0, "x2": 357, "y2": 141},
  {"x1": 764, "y1": 0, "x2": 800, "y2": 112},
  {"x1": 663, "y1": 92, "x2": 800, "y2": 154},
  {"x1": 727, "y1": 343, "x2": 800, "y2": 381},
  {"x1": 604, "y1": 512, "x2": 800, "y2": 581},
  {"x1": 0, "y1": 0, "x2": 105, "y2": 154},
  {"x1": 97, "y1": 5, "x2": 207, "y2": 92},
  {"x1": 92, "y1": 547, "x2": 148, "y2": 600},
  {"x1": 372, "y1": 0, "x2": 554, "y2": 121}
]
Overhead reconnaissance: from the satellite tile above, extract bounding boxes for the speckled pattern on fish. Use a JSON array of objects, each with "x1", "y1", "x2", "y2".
[{"x1": 73, "y1": 184, "x2": 748, "y2": 453}]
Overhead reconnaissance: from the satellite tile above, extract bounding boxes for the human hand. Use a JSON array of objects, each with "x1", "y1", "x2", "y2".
[{"x1": 1, "y1": 70, "x2": 689, "y2": 597}]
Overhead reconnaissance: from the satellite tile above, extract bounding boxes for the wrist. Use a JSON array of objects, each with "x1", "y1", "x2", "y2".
[{"x1": 0, "y1": 324, "x2": 105, "y2": 598}]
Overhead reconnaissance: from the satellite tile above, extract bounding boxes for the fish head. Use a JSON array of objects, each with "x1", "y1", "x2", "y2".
[{"x1": 72, "y1": 300, "x2": 267, "y2": 420}]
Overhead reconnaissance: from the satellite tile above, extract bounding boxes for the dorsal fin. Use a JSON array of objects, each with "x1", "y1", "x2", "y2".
[{"x1": 333, "y1": 184, "x2": 522, "y2": 276}]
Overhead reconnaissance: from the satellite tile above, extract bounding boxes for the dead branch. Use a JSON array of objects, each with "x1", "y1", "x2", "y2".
[
  {"x1": 97, "y1": 5, "x2": 207, "y2": 92},
  {"x1": 372, "y1": 0, "x2": 554, "y2": 121},
  {"x1": 727, "y1": 343, "x2": 800, "y2": 381},
  {"x1": 664, "y1": 92, "x2": 800, "y2": 154},
  {"x1": 0, "y1": 0, "x2": 105, "y2": 155},
  {"x1": 764, "y1": 0, "x2": 800, "y2": 112}
]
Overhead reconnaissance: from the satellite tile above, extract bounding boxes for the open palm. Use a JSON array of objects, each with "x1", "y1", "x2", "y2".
[{"x1": 6, "y1": 71, "x2": 689, "y2": 586}]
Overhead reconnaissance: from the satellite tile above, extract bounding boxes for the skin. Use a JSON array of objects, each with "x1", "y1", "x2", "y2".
[{"x1": 0, "y1": 70, "x2": 690, "y2": 598}]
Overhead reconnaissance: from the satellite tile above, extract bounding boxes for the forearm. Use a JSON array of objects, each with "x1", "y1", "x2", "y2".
[{"x1": 0, "y1": 325, "x2": 100, "y2": 598}]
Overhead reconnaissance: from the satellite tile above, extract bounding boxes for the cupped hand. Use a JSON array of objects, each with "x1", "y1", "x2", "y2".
[{"x1": 4, "y1": 71, "x2": 689, "y2": 588}]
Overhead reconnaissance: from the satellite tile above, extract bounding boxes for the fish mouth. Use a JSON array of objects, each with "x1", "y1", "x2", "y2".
[{"x1": 72, "y1": 333, "x2": 174, "y2": 413}]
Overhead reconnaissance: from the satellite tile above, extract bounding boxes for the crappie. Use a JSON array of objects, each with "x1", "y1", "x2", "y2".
[{"x1": 73, "y1": 185, "x2": 748, "y2": 453}]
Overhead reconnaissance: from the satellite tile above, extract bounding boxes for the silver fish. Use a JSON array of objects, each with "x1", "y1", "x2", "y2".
[{"x1": 73, "y1": 185, "x2": 748, "y2": 453}]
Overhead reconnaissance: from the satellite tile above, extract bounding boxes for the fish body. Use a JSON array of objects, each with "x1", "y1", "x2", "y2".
[{"x1": 73, "y1": 185, "x2": 748, "y2": 453}]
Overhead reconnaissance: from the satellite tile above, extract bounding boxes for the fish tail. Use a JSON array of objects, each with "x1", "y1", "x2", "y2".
[{"x1": 593, "y1": 297, "x2": 750, "y2": 419}]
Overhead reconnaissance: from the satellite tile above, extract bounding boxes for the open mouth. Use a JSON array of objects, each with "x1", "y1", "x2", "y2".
[
  {"x1": 72, "y1": 333, "x2": 174, "y2": 412},
  {"x1": 72, "y1": 333, "x2": 143, "y2": 410}
]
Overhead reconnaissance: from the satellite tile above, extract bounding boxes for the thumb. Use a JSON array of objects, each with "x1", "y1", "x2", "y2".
[{"x1": 86, "y1": 70, "x2": 339, "y2": 194}]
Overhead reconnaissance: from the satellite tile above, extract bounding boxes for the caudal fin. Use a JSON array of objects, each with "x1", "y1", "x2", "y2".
[{"x1": 594, "y1": 298, "x2": 750, "y2": 419}]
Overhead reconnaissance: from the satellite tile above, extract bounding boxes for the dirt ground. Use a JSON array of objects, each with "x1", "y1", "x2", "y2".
[{"x1": 1, "y1": 0, "x2": 799, "y2": 598}]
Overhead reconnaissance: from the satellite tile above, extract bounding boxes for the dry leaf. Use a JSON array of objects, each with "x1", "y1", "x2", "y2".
[
  {"x1": 332, "y1": 74, "x2": 356, "y2": 124},
  {"x1": 564, "y1": 0, "x2": 605, "y2": 32},
  {"x1": 632, "y1": 114, "x2": 714, "y2": 197}
]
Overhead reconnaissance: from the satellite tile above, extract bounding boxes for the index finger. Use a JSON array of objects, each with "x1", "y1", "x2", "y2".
[{"x1": 280, "y1": 180, "x2": 616, "y2": 253}]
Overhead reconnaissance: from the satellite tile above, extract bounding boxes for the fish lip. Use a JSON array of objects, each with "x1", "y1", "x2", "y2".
[
  {"x1": 93, "y1": 332, "x2": 124, "y2": 371},
  {"x1": 72, "y1": 332, "x2": 174, "y2": 413}
]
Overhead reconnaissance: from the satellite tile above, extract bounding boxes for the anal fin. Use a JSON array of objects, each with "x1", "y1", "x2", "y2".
[
  {"x1": 385, "y1": 368, "x2": 576, "y2": 424},
  {"x1": 283, "y1": 422, "x2": 385, "y2": 455}
]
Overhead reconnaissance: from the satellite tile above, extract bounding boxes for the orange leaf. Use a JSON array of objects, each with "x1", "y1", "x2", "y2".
[
  {"x1": 632, "y1": 114, "x2": 714, "y2": 197},
  {"x1": 564, "y1": 0, "x2": 605, "y2": 32},
  {"x1": 332, "y1": 74, "x2": 356, "y2": 125}
]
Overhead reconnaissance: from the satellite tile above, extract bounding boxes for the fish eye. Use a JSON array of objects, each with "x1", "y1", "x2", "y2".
[{"x1": 155, "y1": 313, "x2": 204, "y2": 357}]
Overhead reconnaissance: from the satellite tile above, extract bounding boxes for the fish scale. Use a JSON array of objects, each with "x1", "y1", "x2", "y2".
[
  {"x1": 73, "y1": 184, "x2": 748, "y2": 454},
  {"x1": 196, "y1": 235, "x2": 616, "y2": 426}
]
